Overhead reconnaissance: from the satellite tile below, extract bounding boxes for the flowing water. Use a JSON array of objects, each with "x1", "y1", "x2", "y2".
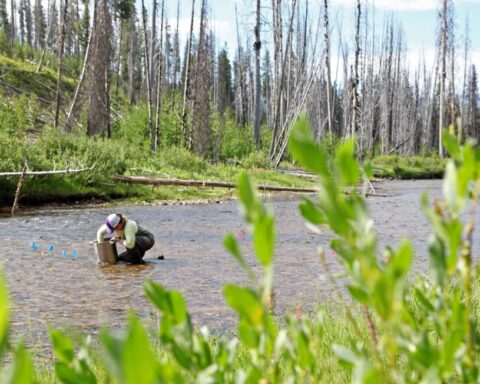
[{"x1": 0, "y1": 179, "x2": 478, "y2": 349}]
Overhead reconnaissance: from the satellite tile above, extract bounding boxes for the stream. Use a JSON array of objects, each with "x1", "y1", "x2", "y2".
[{"x1": 0, "y1": 179, "x2": 477, "y2": 351}]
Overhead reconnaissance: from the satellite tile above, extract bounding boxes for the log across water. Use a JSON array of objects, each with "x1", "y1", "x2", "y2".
[{"x1": 113, "y1": 175, "x2": 318, "y2": 193}]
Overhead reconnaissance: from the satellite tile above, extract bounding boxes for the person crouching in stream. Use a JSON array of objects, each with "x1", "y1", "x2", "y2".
[{"x1": 97, "y1": 213, "x2": 155, "y2": 264}]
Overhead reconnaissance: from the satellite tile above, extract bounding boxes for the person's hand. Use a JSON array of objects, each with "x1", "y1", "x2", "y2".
[{"x1": 111, "y1": 237, "x2": 122, "y2": 243}]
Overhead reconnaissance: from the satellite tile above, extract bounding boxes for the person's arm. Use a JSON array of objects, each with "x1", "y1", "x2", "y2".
[
  {"x1": 122, "y1": 220, "x2": 138, "y2": 249},
  {"x1": 97, "y1": 224, "x2": 109, "y2": 243}
]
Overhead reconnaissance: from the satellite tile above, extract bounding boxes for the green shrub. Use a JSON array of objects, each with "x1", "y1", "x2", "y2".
[
  {"x1": 0, "y1": 31, "x2": 11, "y2": 57},
  {"x1": 242, "y1": 149, "x2": 271, "y2": 169},
  {"x1": 219, "y1": 117, "x2": 256, "y2": 160},
  {"x1": 158, "y1": 146, "x2": 208, "y2": 173}
]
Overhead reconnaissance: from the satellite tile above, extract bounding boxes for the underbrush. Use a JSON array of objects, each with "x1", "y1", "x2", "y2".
[{"x1": 0, "y1": 124, "x2": 313, "y2": 207}]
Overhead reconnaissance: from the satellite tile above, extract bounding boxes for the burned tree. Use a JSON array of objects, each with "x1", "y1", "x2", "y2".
[
  {"x1": 86, "y1": 0, "x2": 112, "y2": 136},
  {"x1": 189, "y1": 0, "x2": 211, "y2": 157},
  {"x1": 253, "y1": 0, "x2": 261, "y2": 147}
]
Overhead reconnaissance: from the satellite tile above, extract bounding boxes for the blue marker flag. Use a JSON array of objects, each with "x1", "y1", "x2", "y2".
[
  {"x1": 62, "y1": 250, "x2": 67, "y2": 257},
  {"x1": 48, "y1": 245, "x2": 54, "y2": 252},
  {"x1": 72, "y1": 250, "x2": 78, "y2": 258},
  {"x1": 31, "y1": 242, "x2": 38, "y2": 250}
]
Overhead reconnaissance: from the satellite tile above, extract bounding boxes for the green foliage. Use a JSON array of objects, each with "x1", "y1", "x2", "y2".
[
  {"x1": 0, "y1": 94, "x2": 41, "y2": 136},
  {"x1": 217, "y1": 116, "x2": 256, "y2": 160},
  {"x1": 0, "y1": 31, "x2": 11, "y2": 57},
  {"x1": 0, "y1": 55, "x2": 76, "y2": 102},
  {"x1": 292, "y1": 121, "x2": 480, "y2": 382},
  {"x1": 372, "y1": 154, "x2": 445, "y2": 179},
  {"x1": 1, "y1": 120, "x2": 480, "y2": 383},
  {"x1": 241, "y1": 150, "x2": 271, "y2": 169}
]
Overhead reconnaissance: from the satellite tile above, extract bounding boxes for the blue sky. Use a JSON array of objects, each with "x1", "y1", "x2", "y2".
[{"x1": 156, "y1": 0, "x2": 479, "y2": 71}]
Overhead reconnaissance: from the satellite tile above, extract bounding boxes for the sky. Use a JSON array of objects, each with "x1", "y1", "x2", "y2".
[{"x1": 155, "y1": 0, "x2": 480, "y2": 74}]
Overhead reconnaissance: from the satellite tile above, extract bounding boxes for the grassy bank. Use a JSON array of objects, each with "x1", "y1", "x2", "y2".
[
  {"x1": 371, "y1": 154, "x2": 445, "y2": 179},
  {"x1": 0, "y1": 121, "x2": 445, "y2": 209}
]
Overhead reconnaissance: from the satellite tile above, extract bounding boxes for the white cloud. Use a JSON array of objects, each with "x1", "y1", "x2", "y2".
[
  {"x1": 332, "y1": 0, "x2": 479, "y2": 12},
  {"x1": 212, "y1": 19, "x2": 237, "y2": 50},
  {"x1": 331, "y1": 0, "x2": 437, "y2": 11},
  {"x1": 168, "y1": 16, "x2": 237, "y2": 52}
]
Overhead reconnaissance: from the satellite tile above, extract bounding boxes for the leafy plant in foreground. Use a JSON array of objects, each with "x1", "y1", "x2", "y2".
[
  {"x1": 289, "y1": 116, "x2": 480, "y2": 382},
  {"x1": 0, "y1": 116, "x2": 479, "y2": 383}
]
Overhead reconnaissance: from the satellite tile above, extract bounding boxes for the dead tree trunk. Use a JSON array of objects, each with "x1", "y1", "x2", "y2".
[
  {"x1": 269, "y1": 0, "x2": 283, "y2": 156},
  {"x1": 149, "y1": 0, "x2": 157, "y2": 102},
  {"x1": 153, "y1": 0, "x2": 165, "y2": 152},
  {"x1": 448, "y1": 7, "x2": 456, "y2": 134},
  {"x1": 323, "y1": 0, "x2": 333, "y2": 135},
  {"x1": 181, "y1": 0, "x2": 195, "y2": 147},
  {"x1": 190, "y1": 0, "x2": 211, "y2": 157},
  {"x1": 64, "y1": 0, "x2": 96, "y2": 132},
  {"x1": 86, "y1": 0, "x2": 112, "y2": 136},
  {"x1": 350, "y1": 0, "x2": 361, "y2": 139},
  {"x1": 140, "y1": 0, "x2": 154, "y2": 150},
  {"x1": 270, "y1": 0, "x2": 298, "y2": 160},
  {"x1": 127, "y1": 14, "x2": 137, "y2": 104},
  {"x1": 11, "y1": 164, "x2": 27, "y2": 217},
  {"x1": 10, "y1": 0, "x2": 15, "y2": 46},
  {"x1": 438, "y1": 0, "x2": 447, "y2": 157},
  {"x1": 54, "y1": 0, "x2": 68, "y2": 129},
  {"x1": 253, "y1": 0, "x2": 261, "y2": 147}
]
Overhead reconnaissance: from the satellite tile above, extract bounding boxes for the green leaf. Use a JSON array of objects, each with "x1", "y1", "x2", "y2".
[
  {"x1": 55, "y1": 363, "x2": 82, "y2": 384},
  {"x1": 442, "y1": 161, "x2": 458, "y2": 211},
  {"x1": 144, "y1": 280, "x2": 168, "y2": 312},
  {"x1": 335, "y1": 140, "x2": 360, "y2": 185},
  {"x1": 49, "y1": 328, "x2": 75, "y2": 364},
  {"x1": 238, "y1": 318, "x2": 260, "y2": 348},
  {"x1": 169, "y1": 291, "x2": 188, "y2": 325},
  {"x1": 389, "y1": 240, "x2": 413, "y2": 277},
  {"x1": 288, "y1": 115, "x2": 329, "y2": 176},
  {"x1": 171, "y1": 342, "x2": 193, "y2": 370},
  {"x1": 100, "y1": 330, "x2": 124, "y2": 380},
  {"x1": 372, "y1": 278, "x2": 393, "y2": 320},
  {"x1": 299, "y1": 198, "x2": 325, "y2": 225},
  {"x1": 123, "y1": 316, "x2": 158, "y2": 384},
  {"x1": 54, "y1": 362, "x2": 95, "y2": 384},
  {"x1": 296, "y1": 328, "x2": 315, "y2": 368},
  {"x1": 347, "y1": 285, "x2": 369, "y2": 305},
  {"x1": 224, "y1": 233, "x2": 253, "y2": 280},
  {"x1": 428, "y1": 235, "x2": 446, "y2": 287},
  {"x1": 413, "y1": 288, "x2": 435, "y2": 312},
  {"x1": 332, "y1": 344, "x2": 358, "y2": 364},
  {"x1": 144, "y1": 281, "x2": 188, "y2": 325},
  {"x1": 0, "y1": 273, "x2": 9, "y2": 356},
  {"x1": 4, "y1": 342, "x2": 34, "y2": 384},
  {"x1": 237, "y1": 173, "x2": 261, "y2": 223},
  {"x1": 253, "y1": 215, "x2": 275, "y2": 266},
  {"x1": 442, "y1": 131, "x2": 460, "y2": 159},
  {"x1": 224, "y1": 285, "x2": 264, "y2": 326}
]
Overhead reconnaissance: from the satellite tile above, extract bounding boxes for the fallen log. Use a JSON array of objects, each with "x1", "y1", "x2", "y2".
[
  {"x1": 0, "y1": 164, "x2": 95, "y2": 177},
  {"x1": 113, "y1": 175, "x2": 317, "y2": 193}
]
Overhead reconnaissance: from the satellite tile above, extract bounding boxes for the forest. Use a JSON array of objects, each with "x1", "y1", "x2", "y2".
[{"x1": 0, "y1": 0, "x2": 476, "y2": 207}]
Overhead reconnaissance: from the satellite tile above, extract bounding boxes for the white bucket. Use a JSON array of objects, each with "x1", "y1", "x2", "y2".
[{"x1": 93, "y1": 241, "x2": 118, "y2": 264}]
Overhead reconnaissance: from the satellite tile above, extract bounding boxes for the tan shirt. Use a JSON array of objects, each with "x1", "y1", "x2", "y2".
[{"x1": 96, "y1": 217, "x2": 138, "y2": 249}]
